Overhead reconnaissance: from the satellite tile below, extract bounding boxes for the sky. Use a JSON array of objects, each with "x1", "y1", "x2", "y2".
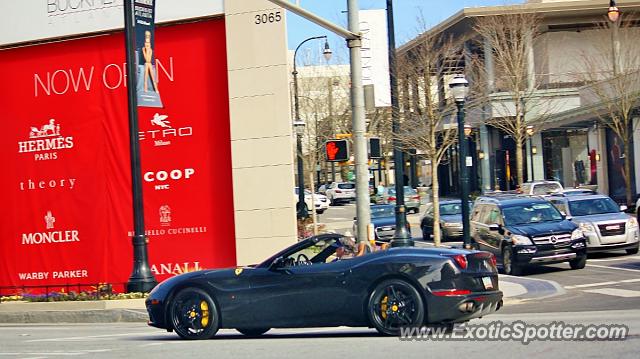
[{"x1": 286, "y1": 0, "x2": 525, "y2": 64}]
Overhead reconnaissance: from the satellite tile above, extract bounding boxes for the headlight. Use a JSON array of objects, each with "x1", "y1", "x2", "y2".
[
  {"x1": 571, "y1": 228, "x2": 584, "y2": 240},
  {"x1": 579, "y1": 222, "x2": 596, "y2": 233},
  {"x1": 628, "y1": 217, "x2": 639, "y2": 229},
  {"x1": 511, "y1": 234, "x2": 533, "y2": 245},
  {"x1": 442, "y1": 222, "x2": 461, "y2": 227}
]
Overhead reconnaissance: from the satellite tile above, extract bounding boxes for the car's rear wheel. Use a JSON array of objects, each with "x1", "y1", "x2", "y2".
[
  {"x1": 421, "y1": 226, "x2": 430, "y2": 241},
  {"x1": 502, "y1": 246, "x2": 522, "y2": 276},
  {"x1": 237, "y1": 328, "x2": 270, "y2": 337},
  {"x1": 368, "y1": 279, "x2": 425, "y2": 336},
  {"x1": 626, "y1": 245, "x2": 639, "y2": 255},
  {"x1": 569, "y1": 254, "x2": 587, "y2": 269},
  {"x1": 170, "y1": 287, "x2": 219, "y2": 340}
]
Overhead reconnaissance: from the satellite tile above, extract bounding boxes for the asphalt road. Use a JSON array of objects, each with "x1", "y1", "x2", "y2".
[
  {"x1": 320, "y1": 202, "x2": 640, "y2": 315},
  {"x1": 1, "y1": 310, "x2": 637, "y2": 358}
]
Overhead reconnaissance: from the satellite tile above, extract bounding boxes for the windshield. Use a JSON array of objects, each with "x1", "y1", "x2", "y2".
[
  {"x1": 388, "y1": 187, "x2": 417, "y2": 196},
  {"x1": 503, "y1": 203, "x2": 563, "y2": 225},
  {"x1": 568, "y1": 197, "x2": 620, "y2": 216},
  {"x1": 370, "y1": 206, "x2": 395, "y2": 218},
  {"x1": 440, "y1": 203, "x2": 463, "y2": 215},
  {"x1": 338, "y1": 183, "x2": 355, "y2": 189},
  {"x1": 533, "y1": 183, "x2": 562, "y2": 195}
]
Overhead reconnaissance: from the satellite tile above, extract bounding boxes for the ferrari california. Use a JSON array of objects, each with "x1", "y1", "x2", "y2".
[{"x1": 146, "y1": 233, "x2": 503, "y2": 339}]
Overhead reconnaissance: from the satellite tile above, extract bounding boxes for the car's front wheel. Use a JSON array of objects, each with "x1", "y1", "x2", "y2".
[
  {"x1": 170, "y1": 287, "x2": 219, "y2": 340},
  {"x1": 569, "y1": 254, "x2": 587, "y2": 269},
  {"x1": 368, "y1": 279, "x2": 425, "y2": 336},
  {"x1": 237, "y1": 328, "x2": 270, "y2": 337},
  {"x1": 502, "y1": 246, "x2": 522, "y2": 276}
]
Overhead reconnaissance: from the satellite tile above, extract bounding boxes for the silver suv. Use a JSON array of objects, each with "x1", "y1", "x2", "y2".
[
  {"x1": 548, "y1": 194, "x2": 639, "y2": 254},
  {"x1": 325, "y1": 182, "x2": 356, "y2": 205},
  {"x1": 520, "y1": 180, "x2": 563, "y2": 196}
]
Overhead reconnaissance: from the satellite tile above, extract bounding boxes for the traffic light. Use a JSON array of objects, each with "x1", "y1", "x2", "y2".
[
  {"x1": 369, "y1": 137, "x2": 381, "y2": 159},
  {"x1": 325, "y1": 139, "x2": 349, "y2": 162}
]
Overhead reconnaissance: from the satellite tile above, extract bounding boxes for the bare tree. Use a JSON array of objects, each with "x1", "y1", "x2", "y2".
[
  {"x1": 396, "y1": 34, "x2": 461, "y2": 246},
  {"x1": 474, "y1": 12, "x2": 554, "y2": 187},
  {"x1": 575, "y1": 16, "x2": 640, "y2": 206}
]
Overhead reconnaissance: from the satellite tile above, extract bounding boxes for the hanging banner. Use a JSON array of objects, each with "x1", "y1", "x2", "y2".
[
  {"x1": 134, "y1": 0, "x2": 163, "y2": 108},
  {"x1": 0, "y1": 19, "x2": 235, "y2": 292}
]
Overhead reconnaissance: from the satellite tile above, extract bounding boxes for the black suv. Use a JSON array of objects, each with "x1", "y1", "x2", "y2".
[{"x1": 470, "y1": 195, "x2": 587, "y2": 275}]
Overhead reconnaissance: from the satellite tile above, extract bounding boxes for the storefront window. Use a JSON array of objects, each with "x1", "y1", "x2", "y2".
[{"x1": 542, "y1": 130, "x2": 591, "y2": 187}]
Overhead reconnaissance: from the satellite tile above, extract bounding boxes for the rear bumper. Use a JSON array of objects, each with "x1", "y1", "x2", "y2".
[{"x1": 427, "y1": 291, "x2": 503, "y2": 324}]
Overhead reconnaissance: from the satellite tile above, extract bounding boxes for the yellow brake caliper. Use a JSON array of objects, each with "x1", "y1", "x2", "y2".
[
  {"x1": 200, "y1": 301, "x2": 210, "y2": 327},
  {"x1": 380, "y1": 295, "x2": 388, "y2": 319}
]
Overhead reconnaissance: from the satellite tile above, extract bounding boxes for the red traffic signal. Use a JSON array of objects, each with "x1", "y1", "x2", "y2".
[{"x1": 325, "y1": 139, "x2": 349, "y2": 162}]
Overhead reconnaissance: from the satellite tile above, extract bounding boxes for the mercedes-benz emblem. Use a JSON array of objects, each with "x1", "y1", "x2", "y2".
[{"x1": 549, "y1": 236, "x2": 558, "y2": 244}]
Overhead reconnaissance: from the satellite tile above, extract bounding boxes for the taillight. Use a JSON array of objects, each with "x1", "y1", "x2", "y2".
[
  {"x1": 335, "y1": 189, "x2": 342, "y2": 193},
  {"x1": 412, "y1": 196, "x2": 420, "y2": 200},
  {"x1": 432, "y1": 289, "x2": 472, "y2": 296},
  {"x1": 451, "y1": 254, "x2": 468, "y2": 270},
  {"x1": 489, "y1": 254, "x2": 497, "y2": 267},
  {"x1": 388, "y1": 196, "x2": 396, "y2": 201}
]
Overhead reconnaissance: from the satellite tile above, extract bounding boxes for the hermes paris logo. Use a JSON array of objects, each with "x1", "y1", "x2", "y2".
[
  {"x1": 140, "y1": 113, "x2": 193, "y2": 147},
  {"x1": 18, "y1": 118, "x2": 74, "y2": 161},
  {"x1": 21, "y1": 210, "x2": 80, "y2": 245}
]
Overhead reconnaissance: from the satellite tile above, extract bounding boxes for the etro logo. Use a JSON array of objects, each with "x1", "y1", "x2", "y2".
[
  {"x1": 17, "y1": 118, "x2": 74, "y2": 161},
  {"x1": 139, "y1": 113, "x2": 193, "y2": 147}
]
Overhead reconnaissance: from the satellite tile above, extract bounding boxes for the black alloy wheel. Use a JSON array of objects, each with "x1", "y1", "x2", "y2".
[
  {"x1": 170, "y1": 287, "x2": 219, "y2": 340},
  {"x1": 368, "y1": 279, "x2": 425, "y2": 336},
  {"x1": 569, "y1": 254, "x2": 587, "y2": 270},
  {"x1": 502, "y1": 246, "x2": 522, "y2": 276},
  {"x1": 237, "y1": 328, "x2": 270, "y2": 337}
]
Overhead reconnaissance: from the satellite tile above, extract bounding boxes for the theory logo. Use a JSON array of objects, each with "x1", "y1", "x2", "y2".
[
  {"x1": 18, "y1": 118, "x2": 74, "y2": 161},
  {"x1": 19, "y1": 177, "x2": 76, "y2": 191},
  {"x1": 21, "y1": 210, "x2": 80, "y2": 245},
  {"x1": 140, "y1": 113, "x2": 193, "y2": 147}
]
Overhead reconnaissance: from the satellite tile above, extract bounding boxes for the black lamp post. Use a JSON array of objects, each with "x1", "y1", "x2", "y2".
[
  {"x1": 387, "y1": 0, "x2": 412, "y2": 247},
  {"x1": 292, "y1": 36, "x2": 332, "y2": 219},
  {"x1": 450, "y1": 74, "x2": 471, "y2": 249}
]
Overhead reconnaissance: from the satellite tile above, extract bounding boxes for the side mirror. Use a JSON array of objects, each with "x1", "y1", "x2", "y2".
[{"x1": 620, "y1": 205, "x2": 628, "y2": 212}]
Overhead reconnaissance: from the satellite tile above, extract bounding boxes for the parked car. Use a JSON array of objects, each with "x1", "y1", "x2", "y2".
[
  {"x1": 519, "y1": 180, "x2": 564, "y2": 196},
  {"x1": 375, "y1": 186, "x2": 421, "y2": 213},
  {"x1": 420, "y1": 199, "x2": 471, "y2": 242},
  {"x1": 353, "y1": 204, "x2": 411, "y2": 242},
  {"x1": 470, "y1": 195, "x2": 587, "y2": 275},
  {"x1": 325, "y1": 182, "x2": 356, "y2": 205},
  {"x1": 146, "y1": 233, "x2": 503, "y2": 339},
  {"x1": 294, "y1": 187, "x2": 329, "y2": 214},
  {"x1": 548, "y1": 194, "x2": 639, "y2": 255},
  {"x1": 317, "y1": 184, "x2": 329, "y2": 195}
]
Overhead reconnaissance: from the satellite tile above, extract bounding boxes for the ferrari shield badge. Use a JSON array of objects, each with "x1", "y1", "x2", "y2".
[{"x1": 235, "y1": 268, "x2": 243, "y2": 276}]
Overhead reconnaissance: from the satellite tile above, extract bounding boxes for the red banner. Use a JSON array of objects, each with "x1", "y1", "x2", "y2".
[{"x1": 0, "y1": 19, "x2": 236, "y2": 291}]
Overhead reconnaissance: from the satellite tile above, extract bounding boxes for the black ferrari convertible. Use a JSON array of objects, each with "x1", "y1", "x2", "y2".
[{"x1": 146, "y1": 233, "x2": 503, "y2": 339}]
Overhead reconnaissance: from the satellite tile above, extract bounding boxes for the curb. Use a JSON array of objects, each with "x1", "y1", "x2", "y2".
[
  {"x1": 499, "y1": 275, "x2": 565, "y2": 301},
  {"x1": 0, "y1": 309, "x2": 147, "y2": 324}
]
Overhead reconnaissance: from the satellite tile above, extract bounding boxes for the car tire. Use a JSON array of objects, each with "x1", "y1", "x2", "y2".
[
  {"x1": 316, "y1": 209, "x2": 325, "y2": 215},
  {"x1": 569, "y1": 254, "x2": 587, "y2": 269},
  {"x1": 170, "y1": 287, "x2": 220, "y2": 340},
  {"x1": 626, "y1": 245, "x2": 639, "y2": 255},
  {"x1": 421, "y1": 226, "x2": 430, "y2": 241},
  {"x1": 237, "y1": 328, "x2": 270, "y2": 337},
  {"x1": 501, "y1": 246, "x2": 522, "y2": 276},
  {"x1": 367, "y1": 279, "x2": 425, "y2": 336}
]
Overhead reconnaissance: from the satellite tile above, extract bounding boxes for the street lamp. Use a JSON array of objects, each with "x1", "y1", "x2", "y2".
[
  {"x1": 293, "y1": 36, "x2": 332, "y2": 219},
  {"x1": 449, "y1": 74, "x2": 471, "y2": 249},
  {"x1": 526, "y1": 125, "x2": 535, "y2": 181},
  {"x1": 608, "y1": 0, "x2": 620, "y2": 22}
]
